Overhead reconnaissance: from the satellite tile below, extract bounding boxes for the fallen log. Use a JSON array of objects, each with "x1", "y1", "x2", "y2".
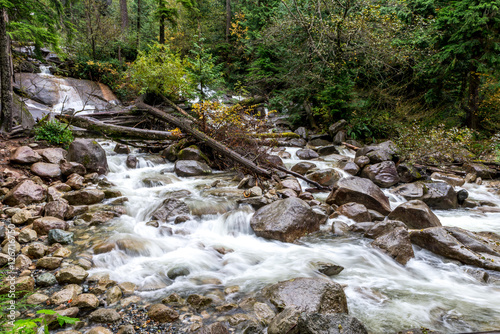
[
  {"x1": 56, "y1": 114, "x2": 183, "y2": 141},
  {"x1": 414, "y1": 164, "x2": 467, "y2": 176},
  {"x1": 250, "y1": 132, "x2": 300, "y2": 139},
  {"x1": 272, "y1": 165, "x2": 332, "y2": 191},
  {"x1": 342, "y1": 142, "x2": 360, "y2": 151},
  {"x1": 136, "y1": 98, "x2": 272, "y2": 177}
]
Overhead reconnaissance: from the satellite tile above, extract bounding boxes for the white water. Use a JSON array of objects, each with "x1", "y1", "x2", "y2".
[{"x1": 90, "y1": 142, "x2": 500, "y2": 333}]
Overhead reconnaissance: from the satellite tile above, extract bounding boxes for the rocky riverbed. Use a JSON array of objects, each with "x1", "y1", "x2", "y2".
[{"x1": 1, "y1": 134, "x2": 500, "y2": 334}]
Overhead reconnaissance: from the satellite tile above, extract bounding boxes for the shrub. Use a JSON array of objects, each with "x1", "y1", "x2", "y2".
[{"x1": 34, "y1": 120, "x2": 74, "y2": 148}]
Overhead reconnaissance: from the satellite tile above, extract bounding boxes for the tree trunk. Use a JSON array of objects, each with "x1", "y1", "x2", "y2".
[
  {"x1": 136, "y1": 98, "x2": 272, "y2": 177},
  {"x1": 56, "y1": 114, "x2": 181, "y2": 141},
  {"x1": 136, "y1": 0, "x2": 141, "y2": 49},
  {"x1": 120, "y1": 0, "x2": 129, "y2": 29},
  {"x1": 226, "y1": 0, "x2": 231, "y2": 42},
  {"x1": 159, "y1": 16, "x2": 165, "y2": 44},
  {"x1": 0, "y1": 8, "x2": 13, "y2": 133},
  {"x1": 466, "y1": 68, "x2": 480, "y2": 129}
]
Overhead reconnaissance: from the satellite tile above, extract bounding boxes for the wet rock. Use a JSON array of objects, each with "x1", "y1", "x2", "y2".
[
  {"x1": 291, "y1": 162, "x2": 317, "y2": 175},
  {"x1": 431, "y1": 172, "x2": 465, "y2": 187},
  {"x1": 253, "y1": 302, "x2": 275, "y2": 325},
  {"x1": 148, "y1": 303, "x2": 179, "y2": 323},
  {"x1": 354, "y1": 156, "x2": 370, "y2": 169},
  {"x1": 388, "y1": 200, "x2": 441, "y2": 229},
  {"x1": 331, "y1": 221, "x2": 350, "y2": 236},
  {"x1": 349, "y1": 222, "x2": 376, "y2": 234},
  {"x1": 237, "y1": 196, "x2": 272, "y2": 209},
  {"x1": 341, "y1": 162, "x2": 360, "y2": 176},
  {"x1": 457, "y1": 189, "x2": 468, "y2": 205},
  {"x1": 295, "y1": 127, "x2": 308, "y2": 139},
  {"x1": 174, "y1": 160, "x2": 212, "y2": 177},
  {"x1": 364, "y1": 220, "x2": 407, "y2": 239},
  {"x1": 328, "y1": 119, "x2": 347, "y2": 138},
  {"x1": 317, "y1": 146, "x2": 339, "y2": 156},
  {"x1": 281, "y1": 177, "x2": 302, "y2": 193},
  {"x1": 296, "y1": 149, "x2": 319, "y2": 160},
  {"x1": 27, "y1": 242, "x2": 48, "y2": 258},
  {"x1": 410, "y1": 226, "x2": 500, "y2": 271},
  {"x1": 3, "y1": 179, "x2": 46, "y2": 206},
  {"x1": 313, "y1": 262, "x2": 344, "y2": 276},
  {"x1": 126, "y1": 155, "x2": 137, "y2": 169},
  {"x1": 151, "y1": 198, "x2": 190, "y2": 222},
  {"x1": 390, "y1": 182, "x2": 424, "y2": 200},
  {"x1": 372, "y1": 227, "x2": 415, "y2": 265},
  {"x1": 309, "y1": 139, "x2": 331, "y2": 147},
  {"x1": 27, "y1": 293, "x2": 50, "y2": 305},
  {"x1": 36, "y1": 256, "x2": 63, "y2": 269},
  {"x1": 73, "y1": 293, "x2": 99, "y2": 309},
  {"x1": 118, "y1": 282, "x2": 136, "y2": 295},
  {"x1": 60, "y1": 161, "x2": 87, "y2": 176},
  {"x1": 336, "y1": 202, "x2": 370, "y2": 223},
  {"x1": 264, "y1": 154, "x2": 285, "y2": 167},
  {"x1": 66, "y1": 173, "x2": 84, "y2": 190},
  {"x1": 63, "y1": 189, "x2": 105, "y2": 205},
  {"x1": 397, "y1": 163, "x2": 423, "y2": 183},
  {"x1": 106, "y1": 285, "x2": 122, "y2": 304},
  {"x1": 68, "y1": 139, "x2": 108, "y2": 175},
  {"x1": 33, "y1": 217, "x2": 67, "y2": 235},
  {"x1": 326, "y1": 176, "x2": 391, "y2": 215},
  {"x1": 89, "y1": 308, "x2": 121, "y2": 323},
  {"x1": 48, "y1": 229, "x2": 74, "y2": 244},
  {"x1": 115, "y1": 238, "x2": 149, "y2": 256},
  {"x1": 44, "y1": 200, "x2": 71, "y2": 220},
  {"x1": 12, "y1": 210, "x2": 32, "y2": 225},
  {"x1": 81, "y1": 211, "x2": 117, "y2": 225},
  {"x1": 306, "y1": 169, "x2": 341, "y2": 187},
  {"x1": 360, "y1": 161, "x2": 399, "y2": 188},
  {"x1": 244, "y1": 186, "x2": 263, "y2": 197},
  {"x1": 250, "y1": 198, "x2": 320, "y2": 243},
  {"x1": 187, "y1": 294, "x2": 213, "y2": 309},
  {"x1": 421, "y1": 182, "x2": 458, "y2": 210},
  {"x1": 264, "y1": 277, "x2": 348, "y2": 314},
  {"x1": 464, "y1": 162, "x2": 496, "y2": 179},
  {"x1": 56, "y1": 265, "x2": 89, "y2": 284},
  {"x1": 38, "y1": 147, "x2": 67, "y2": 164},
  {"x1": 289, "y1": 138, "x2": 307, "y2": 147},
  {"x1": 10, "y1": 146, "x2": 42, "y2": 164},
  {"x1": 167, "y1": 266, "x2": 190, "y2": 279},
  {"x1": 296, "y1": 313, "x2": 368, "y2": 334},
  {"x1": 198, "y1": 322, "x2": 230, "y2": 334},
  {"x1": 114, "y1": 143, "x2": 130, "y2": 154},
  {"x1": 178, "y1": 146, "x2": 208, "y2": 163},
  {"x1": 267, "y1": 306, "x2": 302, "y2": 334},
  {"x1": 37, "y1": 272, "x2": 57, "y2": 287},
  {"x1": 17, "y1": 228, "x2": 37, "y2": 243}
]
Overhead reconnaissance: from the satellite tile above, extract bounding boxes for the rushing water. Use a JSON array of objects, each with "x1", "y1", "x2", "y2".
[{"x1": 89, "y1": 142, "x2": 500, "y2": 333}]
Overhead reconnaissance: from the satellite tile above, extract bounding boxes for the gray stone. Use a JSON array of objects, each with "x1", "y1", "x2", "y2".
[
  {"x1": 151, "y1": 198, "x2": 190, "y2": 222},
  {"x1": 372, "y1": 227, "x2": 415, "y2": 265},
  {"x1": 89, "y1": 308, "x2": 121, "y2": 323},
  {"x1": 33, "y1": 216, "x2": 67, "y2": 235},
  {"x1": 174, "y1": 160, "x2": 212, "y2": 177},
  {"x1": 68, "y1": 139, "x2": 108, "y2": 175},
  {"x1": 36, "y1": 256, "x2": 63, "y2": 269},
  {"x1": 388, "y1": 200, "x2": 441, "y2": 229},
  {"x1": 267, "y1": 306, "x2": 302, "y2": 334},
  {"x1": 360, "y1": 161, "x2": 400, "y2": 188},
  {"x1": 63, "y1": 189, "x2": 105, "y2": 205},
  {"x1": 38, "y1": 147, "x2": 67, "y2": 164},
  {"x1": 56, "y1": 265, "x2": 89, "y2": 284},
  {"x1": 126, "y1": 155, "x2": 137, "y2": 169},
  {"x1": 431, "y1": 172, "x2": 465, "y2": 187},
  {"x1": 317, "y1": 146, "x2": 339, "y2": 156},
  {"x1": 306, "y1": 169, "x2": 341, "y2": 187},
  {"x1": 66, "y1": 173, "x2": 84, "y2": 190},
  {"x1": 37, "y1": 272, "x2": 57, "y2": 287},
  {"x1": 397, "y1": 163, "x2": 423, "y2": 183},
  {"x1": 114, "y1": 143, "x2": 130, "y2": 154},
  {"x1": 291, "y1": 162, "x2": 317, "y2": 175},
  {"x1": 48, "y1": 229, "x2": 74, "y2": 245},
  {"x1": 148, "y1": 304, "x2": 179, "y2": 323},
  {"x1": 296, "y1": 149, "x2": 319, "y2": 160},
  {"x1": 3, "y1": 179, "x2": 46, "y2": 206},
  {"x1": 10, "y1": 146, "x2": 42, "y2": 164},
  {"x1": 337, "y1": 202, "x2": 370, "y2": 223},
  {"x1": 60, "y1": 161, "x2": 87, "y2": 176},
  {"x1": 296, "y1": 313, "x2": 368, "y2": 334}
]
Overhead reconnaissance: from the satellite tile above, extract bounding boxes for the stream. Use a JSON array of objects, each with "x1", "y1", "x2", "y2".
[{"x1": 86, "y1": 142, "x2": 500, "y2": 333}]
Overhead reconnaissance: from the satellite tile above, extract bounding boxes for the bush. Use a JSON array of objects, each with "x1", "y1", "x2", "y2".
[{"x1": 34, "y1": 120, "x2": 74, "y2": 148}]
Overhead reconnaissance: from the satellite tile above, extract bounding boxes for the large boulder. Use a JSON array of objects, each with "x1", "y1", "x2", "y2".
[
  {"x1": 33, "y1": 217, "x2": 68, "y2": 235},
  {"x1": 30, "y1": 162, "x2": 61, "y2": 178},
  {"x1": 387, "y1": 200, "x2": 441, "y2": 229},
  {"x1": 390, "y1": 182, "x2": 458, "y2": 210},
  {"x1": 306, "y1": 169, "x2": 341, "y2": 187},
  {"x1": 250, "y1": 198, "x2": 320, "y2": 243},
  {"x1": 296, "y1": 313, "x2": 368, "y2": 334},
  {"x1": 177, "y1": 146, "x2": 208, "y2": 163},
  {"x1": 67, "y1": 139, "x2": 108, "y2": 174},
  {"x1": 328, "y1": 119, "x2": 347, "y2": 139},
  {"x1": 360, "y1": 161, "x2": 400, "y2": 188},
  {"x1": 430, "y1": 172, "x2": 465, "y2": 187},
  {"x1": 336, "y1": 203, "x2": 371, "y2": 223},
  {"x1": 464, "y1": 163, "x2": 496, "y2": 179},
  {"x1": 397, "y1": 163, "x2": 423, "y2": 183},
  {"x1": 263, "y1": 277, "x2": 348, "y2": 314},
  {"x1": 372, "y1": 227, "x2": 414, "y2": 265},
  {"x1": 63, "y1": 189, "x2": 105, "y2": 205},
  {"x1": 410, "y1": 227, "x2": 500, "y2": 271},
  {"x1": 364, "y1": 220, "x2": 407, "y2": 239},
  {"x1": 3, "y1": 179, "x2": 46, "y2": 206},
  {"x1": 38, "y1": 148, "x2": 67, "y2": 164},
  {"x1": 10, "y1": 146, "x2": 42, "y2": 164},
  {"x1": 174, "y1": 160, "x2": 212, "y2": 177},
  {"x1": 151, "y1": 198, "x2": 190, "y2": 222},
  {"x1": 296, "y1": 149, "x2": 319, "y2": 160},
  {"x1": 326, "y1": 176, "x2": 391, "y2": 215},
  {"x1": 291, "y1": 162, "x2": 317, "y2": 175},
  {"x1": 355, "y1": 141, "x2": 397, "y2": 164}
]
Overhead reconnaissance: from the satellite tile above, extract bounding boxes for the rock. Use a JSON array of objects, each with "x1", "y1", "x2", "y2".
[
  {"x1": 33, "y1": 217, "x2": 67, "y2": 235},
  {"x1": 337, "y1": 203, "x2": 370, "y2": 222},
  {"x1": 187, "y1": 294, "x2": 213, "y2": 309},
  {"x1": 60, "y1": 161, "x2": 87, "y2": 176},
  {"x1": 421, "y1": 182, "x2": 458, "y2": 210},
  {"x1": 326, "y1": 176, "x2": 391, "y2": 215},
  {"x1": 148, "y1": 304, "x2": 179, "y2": 323},
  {"x1": 48, "y1": 229, "x2": 74, "y2": 245},
  {"x1": 464, "y1": 162, "x2": 496, "y2": 179},
  {"x1": 118, "y1": 282, "x2": 136, "y2": 295},
  {"x1": 66, "y1": 173, "x2": 84, "y2": 190},
  {"x1": 10, "y1": 146, "x2": 42, "y2": 164},
  {"x1": 364, "y1": 220, "x2": 407, "y2": 239},
  {"x1": 268, "y1": 306, "x2": 302, "y2": 334},
  {"x1": 27, "y1": 293, "x2": 50, "y2": 305},
  {"x1": 167, "y1": 267, "x2": 189, "y2": 279},
  {"x1": 331, "y1": 221, "x2": 350, "y2": 236},
  {"x1": 410, "y1": 227, "x2": 500, "y2": 271},
  {"x1": 264, "y1": 277, "x2": 348, "y2": 314},
  {"x1": 253, "y1": 302, "x2": 276, "y2": 325},
  {"x1": 44, "y1": 200, "x2": 71, "y2": 219},
  {"x1": 38, "y1": 147, "x2": 67, "y2": 164},
  {"x1": 388, "y1": 200, "x2": 441, "y2": 229},
  {"x1": 289, "y1": 138, "x2": 307, "y2": 147},
  {"x1": 465, "y1": 173, "x2": 477, "y2": 183},
  {"x1": 328, "y1": 119, "x2": 347, "y2": 138},
  {"x1": 313, "y1": 262, "x2": 344, "y2": 276},
  {"x1": 198, "y1": 323, "x2": 230, "y2": 334},
  {"x1": 291, "y1": 162, "x2": 317, "y2": 175},
  {"x1": 244, "y1": 186, "x2": 263, "y2": 197},
  {"x1": 341, "y1": 162, "x2": 360, "y2": 176},
  {"x1": 37, "y1": 272, "x2": 57, "y2": 287},
  {"x1": 250, "y1": 198, "x2": 320, "y2": 243},
  {"x1": 116, "y1": 238, "x2": 149, "y2": 255},
  {"x1": 264, "y1": 154, "x2": 285, "y2": 167},
  {"x1": 106, "y1": 285, "x2": 122, "y2": 304},
  {"x1": 53, "y1": 247, "x2": 72, "y2": 257},
  {"x1": 306, "y1": 169, "x2": 341, "y2": 187},
  {"x1": 36, "y1": 256, "x2": 63, "y2": 269},
  {"x1": 295, "y1": 313, "x2": 368, "y2": 334},
  {"x1": 295, "y1": 127, "x2": 308, "y2": 139},
  {"x1": 174, "y1": 160, "x2": 212, "y2": 177},
  {"x1": 56, "y1": 265, "x2": 89, "y2": 284},
  {"x1": 296, "y1": 149, "x2": 319, "y2": 160},
  {"x1": 17, "y1": 228, "x2": 37, "y2": 243},
  {"x1": 457, "y1": 189, "x2": 468, "y2": 205},
  {"x1": 126, "y1": 155, "x2": 137, "y2": 169},
  {"x1": 237, "y1": 196, "x2": 273, "y2": 209},
  {"x1": 50, "y1": 288, "x2": 76, "y2": 305},
  {"x1": 390, "y1": 182, "x2": 424, "y2": 200},
  {"x1": 68, "y1": 139, "x2": 108, "y2": 175},
  {"x1": 12, "y1": 210, "x2": 32, "y2": 225},
  {"x1": 117, "y1": 325, "x2": 136, "y2": 334},
  {"x1": 87, "y1": 327, "x2": 113, "y2": 334},
  {"x1": 431, "y1": 172, "x2": 465, "y2": 187},
  {"x1": 317, "y1": 146, "x2": 339, "y2": 156},
  {"x1": 15, "y1": 254, "x2": 32, "y2": 269},
  {"x1": 27, "y1": 242, "x2": 48, "y2": 258},
  {"x1": 114, "y1": 143, "x2": 130, "y2": 154},
  {"x1": 397, "y1": 163, "x2": 423, "y2": 183},
  {"x1": 309, "y1": 139, "x2": 331, "y2": 147},
  {"x1": 281, "y1": 177, "x2": 302, "y2": 193},
  {"x1": 356, "y1": 141, "x2": 396, "y2": 163},
  {"x1": 372, "y1": 227, "x2": 415, "y2": 265},
  {"x1": 89, "y1": 308, "x2": 121, "y2": 323},
  {"x1": 151, "y1": 198, "x2": 190, "y2": 222},
  {"x1": 3, "y1": 179, "x2": 46, "y2": 206},
  {"x1": 72, "y1": 293, "x2": 100, "y2": 309},
  {"x1": 63, "y1": 189, "x2": 105, "y2": 205},
  {"x1": 178, "y1": 146, "x2": 208, "y2": 162},
  {"x1": 354, "y1": 156, "x2": 370, "y2": 169},
  {"x1": 360, "y1": 161, "x2": 400, "y2": 188}
]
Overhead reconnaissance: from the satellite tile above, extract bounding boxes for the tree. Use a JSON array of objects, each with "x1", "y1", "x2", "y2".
[
  {"x1": 120, "y1": 0, "x2": 129, "y2": 29},
  {"x1": 430, "y1": 0, "x2": 500, "y2": 129},
  {"x1": 0, "y1": 8, "x2": 12, "y2": 133}
]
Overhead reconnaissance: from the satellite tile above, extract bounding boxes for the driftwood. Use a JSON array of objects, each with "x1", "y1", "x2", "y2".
[
  {"x1": 273, "y1": 165, "x2": 332, "y2": 191},
  {"x1": 342, "y1": 142, "x2": 360, "y2": 151},
  {"x1": 56, "y1": 114, "x2": 182, "y2": 141},
  {"x1": 136, "y1": 98, "x2": 272, "y2": 177},
  {"x1": 414, "y1": 164, "x2": 467, "y2": 176},
  {"x1": 160, "y1": 95, "x2": 196, "y2": 122}
]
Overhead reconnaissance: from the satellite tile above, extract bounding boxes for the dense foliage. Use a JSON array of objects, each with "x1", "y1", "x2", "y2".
[{"x1": 34, "y1": 119, "x2": 74, "y2": 147}]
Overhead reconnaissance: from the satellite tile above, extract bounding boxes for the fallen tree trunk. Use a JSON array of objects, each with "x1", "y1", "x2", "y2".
[
  {"x1": 273, "y1": 165, "x2": 332, "y2": 191},
  {"x1": 414, "y1": 164, "x2": 467, "y2": 176},
  {"x1": 250, "y1": 132, "x2": 300, "y2": 139},
  {"x1": 56, "y1": 114, "x2": 182, "y2": 141},
  {"x1": 342, "y1": 142, "x2": 360, "y2": 151},
  {"x1": 136, "y1": 98, "x2": 272, "y2": 177}
]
